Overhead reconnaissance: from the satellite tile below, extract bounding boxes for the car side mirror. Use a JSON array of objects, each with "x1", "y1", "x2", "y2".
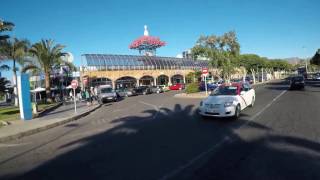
[{"x1": 240, "y1": 91, "x2": 245, "y2": 95}]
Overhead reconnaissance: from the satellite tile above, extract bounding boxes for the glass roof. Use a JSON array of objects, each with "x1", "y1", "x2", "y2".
[{"x1": 83, "y1": 54, "x2": 209, "y2": 70}]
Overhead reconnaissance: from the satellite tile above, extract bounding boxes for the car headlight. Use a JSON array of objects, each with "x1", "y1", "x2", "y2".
[
  {"x1": 224, "y1": 101, "x2": 233, "y2": 107},
  {"x1": 200, "y1": 101, "x2": 203, "y2": 106}
]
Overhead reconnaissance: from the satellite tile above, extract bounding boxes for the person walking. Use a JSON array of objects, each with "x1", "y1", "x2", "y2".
[{"x1": 85, "y1": 89, "x2": 91, "y2": 106}]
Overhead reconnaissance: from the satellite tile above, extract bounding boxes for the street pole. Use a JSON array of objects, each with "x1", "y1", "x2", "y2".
[
  {"x1": 303, "y1": 46, "x2": 308, "y2": 77},
  {"x1": 74, "y1": 88, "x2": 77, "y2": 114},
  {"x1": 204, "y1": 74, "x2": 208, "y2": 95},
  {"x1": 257, "y1": 66, "x2": 259, "y2": 83}
]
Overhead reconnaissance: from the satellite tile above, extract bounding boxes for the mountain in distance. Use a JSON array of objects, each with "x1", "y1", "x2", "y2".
[{"x1": 282, "y1": 57, "x2": 307, "y2": 65}]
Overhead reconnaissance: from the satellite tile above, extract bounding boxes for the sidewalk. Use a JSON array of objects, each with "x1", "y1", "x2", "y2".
[{"x1": 0, "y1": 102, "x2": 101, "y2": 143}]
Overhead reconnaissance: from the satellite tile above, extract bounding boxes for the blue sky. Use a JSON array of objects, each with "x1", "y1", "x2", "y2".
[{"x1": 1, "y1": 0, "x2": 319, "y2": 79}]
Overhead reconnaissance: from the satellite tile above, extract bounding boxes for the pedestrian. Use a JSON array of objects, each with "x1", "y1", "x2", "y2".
[{"x1": 85, "y1": 89, "x2": 91, "y2": 106}]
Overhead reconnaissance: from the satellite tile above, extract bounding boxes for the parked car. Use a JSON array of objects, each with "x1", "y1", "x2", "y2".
[
  {"x1": 135, "y1": 86, "x2": 152, "y2": 95},
  {"x1": 150, "y1": 86, "x2": 164, "y2": 93},
  {"x1": 199, "y1": 82, "x2": 255, "y2": 119},
  {"x1": 116, "y1": 88, "x2": 137, "y2": 97},
  {"x1": 97, "y1": 85, "x2": 118, "y2": 103},
  {"x1": 245, "y1": 76, "x2": 254, "y2": 84},
  {"x1": 199, "y1": 81, "x2": 218, "y2": 91},
  {"x1": 290, "y1": 76, "x2": 305, "y2": 90},
  {"x1": 169, "y1": 83, "x2": 185, "y2": 90},
  {"x1": 158, "y1": 85, "x2": 170, "y2": 92}
]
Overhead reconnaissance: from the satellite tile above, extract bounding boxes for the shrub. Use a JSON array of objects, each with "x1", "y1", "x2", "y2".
[{"x1": 185, "y1": 82, "x2": 200, "y2": 94}]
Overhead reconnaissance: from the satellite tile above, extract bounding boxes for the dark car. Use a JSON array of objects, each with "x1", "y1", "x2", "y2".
[
  {"x1": 290, "y1": 76, "x2": 305, "y2": 90},
  {"x1": 199, "y1": 81, "x2": 218, "y2": 91},
  {"x1": 135, "y1": 86, "x2": 152, "y2": 95},
  {"x1": 116, "y1": 88, "x2": 137, "y2": 97},
  {"x1": 245, "y1": 76, "x2": 254, "y2": 84},
  {"x1": 150, "y1": 86, "x2": 164, "y2": 93}
]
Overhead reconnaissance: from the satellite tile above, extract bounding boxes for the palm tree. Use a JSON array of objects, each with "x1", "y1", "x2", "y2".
[
  {"x1": 0, "y1": 38, "x2": 30, "y2": 106},
  {"x1": 28, "y1": 39, "x2": 75, "y2": 102},
  {"x1": 0, "y1": 19, "x2": 14, "y2": 41}
]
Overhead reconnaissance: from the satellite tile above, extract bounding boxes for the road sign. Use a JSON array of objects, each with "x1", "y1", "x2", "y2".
[
  {"x1": 70, "y1": 79, "x2": 78, "y2": 114},
  {"x1": 202, "y1": 68, "x2": 209, "y2": 95},
  {"x1": 202, "y1": 68, "x2": 208, "y2": 75},
  {"x1": 71, "y1": 80, "x2": 78, "y2": 89}
]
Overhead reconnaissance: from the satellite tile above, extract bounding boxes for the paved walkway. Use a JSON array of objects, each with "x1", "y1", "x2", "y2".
[{"x1": 0, "y1": 102, "x2": 100, "y2": 142}]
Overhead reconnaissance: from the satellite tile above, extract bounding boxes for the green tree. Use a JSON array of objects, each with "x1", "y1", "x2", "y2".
[
  {"x1": 0, "y1": 38, "x2": 30, "y2": 106},
  {"x1": 191, "y1": 31, "x2": 240, "y2": 81},
  {"x1": 310, "y1": 49, "x2": 320, "y2": 66},
  {"x1": 28, "y1": 39, "x2": 75, "y2": 102}
]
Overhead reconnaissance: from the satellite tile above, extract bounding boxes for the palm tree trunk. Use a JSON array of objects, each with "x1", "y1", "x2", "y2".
[
  {"x1": 45, "y1": 71, "x2": 52, "y2": 103},
  {"x1": 13, "y1": 59, "x2": 19, "y2": 107}
]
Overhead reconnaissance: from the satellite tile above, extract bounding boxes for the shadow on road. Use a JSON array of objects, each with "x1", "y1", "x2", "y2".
[{"x1": 2, "y1": 94, "x2": 320, "y2": 180}]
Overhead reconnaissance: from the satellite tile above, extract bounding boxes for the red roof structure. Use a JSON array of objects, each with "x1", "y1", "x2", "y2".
[{"x1": 129, "y1": 25, "x2": 166, "y2": 56}]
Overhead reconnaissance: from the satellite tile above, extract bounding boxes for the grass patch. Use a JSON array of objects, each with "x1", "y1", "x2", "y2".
[
  {"x1": 0, "y1": 102, "x2": 58, "y2": 123},
  {"x1": 0, "y1": 106, "x2": 20, "y2": 122},
  {"x1": 185, "y1": 82, "x2": 200, "y2": 94}
]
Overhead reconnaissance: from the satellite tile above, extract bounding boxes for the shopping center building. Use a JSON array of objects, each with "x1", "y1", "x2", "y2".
[{"x1": 80, "y1": 26, "x2": 211, "y2": 89}]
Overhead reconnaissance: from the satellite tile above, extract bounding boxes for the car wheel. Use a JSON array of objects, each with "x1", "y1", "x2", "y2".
[
  {"x1": 234, "y1": 104, "x2": 241, "y2": 119},
  {"x1": 143, "y1": 92, "x2": 146, "y2": 95},
  {"x1": 249, "y1": 97, "x2": 255, "y2": 107},
  {"x1": 114, "y1": 98, "x2": 118, "y2": 102}
]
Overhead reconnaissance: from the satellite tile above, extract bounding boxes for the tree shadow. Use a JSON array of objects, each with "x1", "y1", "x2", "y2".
[{"x1": 2, "y1": 103, "x2": 320, "y2": 180}]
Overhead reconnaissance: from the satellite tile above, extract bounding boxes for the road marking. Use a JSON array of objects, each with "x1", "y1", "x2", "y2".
[
  {"x1": 249, "y1": 90, "x2": 286, "y2": 121},
  {"x1": 139, "y1": 101, "x2": 159, "y2": 111},
  {"x1": 0, "y1": 142, "x2": 31, "y2": 148},
  {"x1": 159, "y1": 90, "x2": 287, "y2": 180}
]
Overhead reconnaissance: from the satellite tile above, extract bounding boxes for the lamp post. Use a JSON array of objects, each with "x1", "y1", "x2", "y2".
[{"x1": 302, "y1": 46, "x2": 308, "y2": 76}]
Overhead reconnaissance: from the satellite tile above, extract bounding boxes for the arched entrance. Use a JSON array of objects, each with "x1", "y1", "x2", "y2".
[
  {"x1": 139, "y1": 76, "x2": 154, "y2": 86},
  {"x1": 91, "y1": 77, "x2": 112, "y2": 87},
  {"x1": 157, "y1": 75, "x2": 169, "y2": 86},
  {"x1": 171, "y1": 74, "x2": 184, "y2": 84},
  {"x1": 115, "y1": 76, "x2": 137, "y2": 89}
]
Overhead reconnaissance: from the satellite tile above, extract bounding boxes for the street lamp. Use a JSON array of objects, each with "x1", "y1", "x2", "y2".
[{"x1": 302, "y1": 46, "x2": 308, "y2": 75}]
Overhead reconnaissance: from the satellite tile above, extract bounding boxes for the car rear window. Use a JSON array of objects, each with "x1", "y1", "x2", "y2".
[
  {"x1": 211, "y1": 86, "x2": 238, "y2": 96},
  {"x1": 292, "y1": 76, "x2": 304, "y2": 81}
]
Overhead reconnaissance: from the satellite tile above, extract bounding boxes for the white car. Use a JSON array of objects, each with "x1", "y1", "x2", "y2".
[{"x1": 199, "y1": 82, "x2": 255, "y2": 119}]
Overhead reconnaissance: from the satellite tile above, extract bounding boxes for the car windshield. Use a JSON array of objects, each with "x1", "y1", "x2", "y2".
[
  {"x1": 211, "y1": 86, "x2": 238, "y2": 96},
  {"x1": 100, "y1": 88, "x2": 113, "y2": 93}
]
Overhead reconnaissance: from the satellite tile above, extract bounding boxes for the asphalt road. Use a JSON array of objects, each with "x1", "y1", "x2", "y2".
[{"x1": 0, "y1": 80, "x2": 319, "y2": 180}]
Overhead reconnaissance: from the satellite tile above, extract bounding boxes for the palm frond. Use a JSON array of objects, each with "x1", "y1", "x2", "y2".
[
  {"x1": 0, "y1": 64, "x2": 10, "y2": 71},
  {"x1": 21, "y1": 64, "x2": 39, "y2": 73}
]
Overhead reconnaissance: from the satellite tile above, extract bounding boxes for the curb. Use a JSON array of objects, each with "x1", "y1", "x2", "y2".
[{"x1": 0, "y1": 104, "x2": 101, "y2": 143}]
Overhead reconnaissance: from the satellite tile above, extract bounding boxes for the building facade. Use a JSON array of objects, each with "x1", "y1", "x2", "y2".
[{"x1": 81, "y1": 54, "x2": 210, "y2": 89}]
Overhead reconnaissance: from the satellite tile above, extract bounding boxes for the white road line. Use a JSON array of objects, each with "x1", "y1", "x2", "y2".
[
  {"x1": 159, "y1": 90, "x2": 287, "y2": 180},
  {"x1": 0, "y1": 142, "x2": 31, "y2": 148},
  {"x1": 139, "y1": 101, "x2": 159, "y2": 111}
]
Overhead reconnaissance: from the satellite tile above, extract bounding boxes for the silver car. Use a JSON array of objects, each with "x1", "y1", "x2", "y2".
[{"x1": 97, "y1": 85, "x2": 118, "y2": 103}]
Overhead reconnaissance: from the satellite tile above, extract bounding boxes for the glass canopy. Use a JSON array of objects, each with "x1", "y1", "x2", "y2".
[{"x1": 83, "y1": 54, "x2": 209, "y2": 70}]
